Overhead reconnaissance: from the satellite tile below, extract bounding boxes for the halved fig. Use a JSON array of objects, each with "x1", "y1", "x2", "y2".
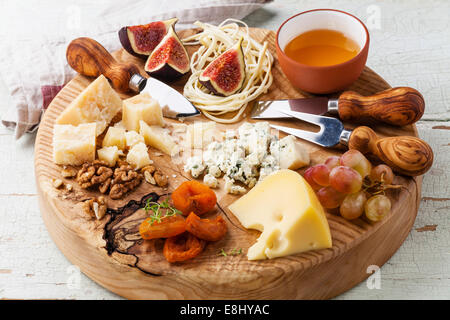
[
  {"x1": 144, "y1": 26, "x2": 190, "y2": 81},
  {"x1": 199, "y1": 37, "x2": 246, "y2": 96},
  {"x1": 119, "y1": 18, "x2": 178, "y2": 59}
]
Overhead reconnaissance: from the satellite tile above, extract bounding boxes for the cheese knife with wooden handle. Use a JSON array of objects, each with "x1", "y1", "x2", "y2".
[
  {"x1": 253, "y1": 87, "x2": 425, "y2": 126},
  {"x1": 270, "y1": 110, "x2": 433, "y2": 176},
  {"x1": 66, "y1": 37, "x2": 200, "y2": 118}
]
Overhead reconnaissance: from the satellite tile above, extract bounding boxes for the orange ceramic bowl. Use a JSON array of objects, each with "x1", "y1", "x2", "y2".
[{"x1": 276, "y1": 9, "x2": 370, "y2": 94}]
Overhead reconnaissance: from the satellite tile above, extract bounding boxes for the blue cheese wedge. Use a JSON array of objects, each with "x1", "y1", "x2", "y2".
[{"x1": 184, "y1": 122, "x2": 310, "y2": 194}]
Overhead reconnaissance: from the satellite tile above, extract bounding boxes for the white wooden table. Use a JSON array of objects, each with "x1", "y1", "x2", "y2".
[{"x1": 0, "y1": 0, "x2": 448, "y2": 299}]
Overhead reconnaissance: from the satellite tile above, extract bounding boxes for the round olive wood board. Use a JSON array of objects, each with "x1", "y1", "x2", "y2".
[{"x1": 35, "y1": 28, "x2": 422, "y2": 299}]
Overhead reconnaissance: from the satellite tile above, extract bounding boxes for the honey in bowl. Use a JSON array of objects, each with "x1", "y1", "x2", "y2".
[{"x1": 284, "y1": 29, "x2": 360, "y2": 67}]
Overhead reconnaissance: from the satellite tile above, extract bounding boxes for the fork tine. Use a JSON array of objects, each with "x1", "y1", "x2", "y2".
[{"x1": 279, "y1": 109, "x2": 334, "y2": 126}]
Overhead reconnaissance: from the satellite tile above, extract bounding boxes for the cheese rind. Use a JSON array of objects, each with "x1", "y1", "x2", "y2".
[
  {"x1": 122, "y1": 92, "x2": 164, "y2": 131},
  {"x1": 102, "y1": 127, "x2": 126, "y2": 150},
  {"x1": 56, "y1": 75, "x2": 122, "y2": 136},
  {"x1": 228, "y1": 169, "x2": 332, "y2": 260},
  {"x1": 97, "y1": 146, "x2": 119, "y2": 167},
  {"x1": 126, "y1": 142, "x2": 152, "y2": 169},
  {"x1": 139, "y1": 120, "x2": 179, "y2": 156},
  {"x1": 53, "y1": 123, "x2": 96, "y2": 165}
]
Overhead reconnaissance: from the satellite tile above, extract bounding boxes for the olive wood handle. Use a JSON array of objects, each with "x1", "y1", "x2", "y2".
[
  {"x1": 338, "y1": 87, "x2": 425, "y2": 126},
  {"x1": 348, "y1": 126, "x2": 433, "y2": 176},
  {"x1": 66, "y1": 37, "x2": 140, "y2": 92}
]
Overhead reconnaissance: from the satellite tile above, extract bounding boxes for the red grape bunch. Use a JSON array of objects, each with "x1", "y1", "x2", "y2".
[{"x1": 303, "y1": 150, "x2": 395, "y2": 222}]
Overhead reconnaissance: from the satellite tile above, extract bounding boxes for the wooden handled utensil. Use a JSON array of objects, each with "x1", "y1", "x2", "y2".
[
  {"x1": 66, "y1": 37, "x2": 142, "y2": 92},
  {"x1": 271, "y1": 110, "x2": 433, "y2": 176},
  {"x1": 252, "y1": 87, "x2": 425, "y2": 126},
  {"x1": 65, "y1": 37, "x2": 200, "y2": 117}
]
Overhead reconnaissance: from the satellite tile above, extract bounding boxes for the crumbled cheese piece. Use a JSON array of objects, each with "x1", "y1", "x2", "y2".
[
  {"x1": 203, "y1": 174, "x2": 218, "y2": 188},
  {"x1": 184, "y1": 156, "x2": 205, "y2": 178},
  {"x1": 184, "y1": 122, "x2": 309, "y2": 194}
]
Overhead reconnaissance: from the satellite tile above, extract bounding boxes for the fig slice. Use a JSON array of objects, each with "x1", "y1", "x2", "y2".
[
  {"x1": 144, "y1": 25, "x2": 190, "y2": 81},
  {"x1": 199, "y1": 37, "x2": 246, "y2": 96},
  {"x1": 119, "y1": 18, "x2": 178, "y2": 59}
]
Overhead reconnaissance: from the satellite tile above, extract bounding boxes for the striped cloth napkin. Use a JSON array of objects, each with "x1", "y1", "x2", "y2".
[{"x1": 0, "y1": 0, "x2": 272, "y2": 139}]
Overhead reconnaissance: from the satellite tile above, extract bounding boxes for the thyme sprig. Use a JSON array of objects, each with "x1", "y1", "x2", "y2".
[
  {"x1": 218, "y1": 248, "x2": 243, "y2": 257},
  {"x1": 144, "y1": 198, "x2": 182, "y2": 225}
]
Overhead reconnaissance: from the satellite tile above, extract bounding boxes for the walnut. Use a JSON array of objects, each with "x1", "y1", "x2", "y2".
[
  {"x1": 154, "y1": 171, "x2": 168, "y2": 187},
  {"x1": 109, "y1": 165, "x2": 142, "y2": 199},
  {"x1": 82, "y1": 196, "x2": 107, "y2": 220},
  {"x1": 141, "y1": 165, "x2": 156, "y2": 175},
  {"x1": 76, "y1": 162, "x2": 113, "y2": 190},
  {"x1": 61, "y1": 166, "x2": 78, "y2": 178}
]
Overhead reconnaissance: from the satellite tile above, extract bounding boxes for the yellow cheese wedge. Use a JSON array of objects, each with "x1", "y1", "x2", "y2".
[
  {"x1": 122, "y1": 92, "x2": 164, "y2": 131},
  {"x1": 228, "y1": 169, "x2": 332, "y2": 260},
  {"x1": 56, "y1": 75, "x2": 122, "y2": 136},
  {"x1": 53, "y1": 123, "x2": 96, "y2": 165}
]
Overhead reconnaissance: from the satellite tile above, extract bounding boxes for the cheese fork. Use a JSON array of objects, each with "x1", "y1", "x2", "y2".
[{"x1": 270, "y1": 109, "x2": 433, "y2": 177}]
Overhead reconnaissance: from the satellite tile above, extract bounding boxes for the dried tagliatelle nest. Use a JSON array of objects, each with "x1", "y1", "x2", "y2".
[{"x1": 182, "y1": 19, "x2": 273, "y2": 123}]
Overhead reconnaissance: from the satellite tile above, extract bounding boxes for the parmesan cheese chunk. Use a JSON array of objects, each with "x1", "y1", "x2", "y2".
[
  {"x1": 126, "y1": 142, "x2": 152, "y2": 169},
  {"x1": 122, "y1": 92, "x2": 164, "y2": 131},
  {"x1": 139, "y1": 120, "x2": 180, "y2": 156},
  {"x1": 229, "y1": 169, "x2": 332, "y2": 260},
  {"x1": 56, "y1": 75, "x2": 122, "y2": 136},
  {"x1": 53, "y1": 123, "x2": 96, "y2": 165},
  {"x1": 125, "y1": 130, "x2": 145, "y2": 148},
  {"x1": 97, "y1": 146, "x2": 119, "y2": 167},
  {"x1": 102, "y1": 127, "x2": 126, "y2": 150}
]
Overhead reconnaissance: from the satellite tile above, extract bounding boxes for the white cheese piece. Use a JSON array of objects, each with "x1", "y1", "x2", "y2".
[
  {"x1": 126, "y1": 142, "x2": 152, "y2": 169},
  {"x1": 229, "y1": 169, "x2": 332, "y2": 260},
  {"x1": 97, "y1": 146, "x2": 119, "y2": 167},
  {"x1": 139, "y1": 120, "x2": 180, "y2": 156},
  {"x1": 203, "y1": 174, "x2": 218, "y2": 188},
  {"x1": 273, "y1": 135, "x2": 310, "y2": 170},
  {"x1": 184, "y1": 156, "x2": 205, "y2": 178},
  {"x1": 125, "y1": 130, "x2": 145, "y2": 148},
  {"x1": 56, "y1": 75, "x2": 122, "y2": 136},
  {"x1": 122, "y1": 92, "x2": 164, "y2": 132},
  {"x1": 53, "y1": 123, "x2": 96, "y2": 165},
  {"x1": 102, "y1": 127, "x2": 126, "y2": 150}
]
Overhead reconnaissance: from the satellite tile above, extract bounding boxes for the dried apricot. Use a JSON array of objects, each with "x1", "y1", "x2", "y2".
[
  {"x1": 171, "y1": 180, "x2": 217, "y2": 216},
  {"x1": 163, "y1": 232, "x2": 206, "y2": 263},
  {"x1": 139, "y1": 215, "x2": 186, "y2": 240},
  {"x1": 185, "y1": 212, "x2": 227, "y2": 242}
]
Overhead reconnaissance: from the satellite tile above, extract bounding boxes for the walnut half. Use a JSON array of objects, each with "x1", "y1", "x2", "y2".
[{"x1": 82, "y1": 196, "x2": 107, "y2": 220}]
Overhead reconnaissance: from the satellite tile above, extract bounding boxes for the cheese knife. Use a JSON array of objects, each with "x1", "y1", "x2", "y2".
[
  {"x1": 66, "y1": 37, "x2": 200, "y2": 118},
  {"x1": 270, "y1": 109, "x2": 433, "y2": 176},
  {"x1": 252, "y1": 87, "x2": 425, "y2": 126}
]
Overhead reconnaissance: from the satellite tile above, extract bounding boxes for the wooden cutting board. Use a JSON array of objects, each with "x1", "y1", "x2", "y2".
[{"x1": 34, "y1": 28, "x2": 422, "y2": 299}]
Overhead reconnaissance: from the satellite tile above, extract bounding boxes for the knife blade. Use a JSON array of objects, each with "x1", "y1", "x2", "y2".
[
  {"x1": 252, "y1": 87, "x2": 425, "y2": 126},
  {"x1": 66, "y1": 37, "x2": 200, "y2": 119},
  {"x1": 129, "y1": 74, "x2": 200, "y2": 118}
]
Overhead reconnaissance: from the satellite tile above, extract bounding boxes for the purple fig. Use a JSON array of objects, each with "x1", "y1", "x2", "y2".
[
  {"x1": 144, "y1": 26, "x2": 190, "y2": 81},
  {"x1": 199, "y1": 37, "x2": 246, "y2": 96},
  {"x1": 119, "y1": 18, "x2": 178, "y2": 59}
]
